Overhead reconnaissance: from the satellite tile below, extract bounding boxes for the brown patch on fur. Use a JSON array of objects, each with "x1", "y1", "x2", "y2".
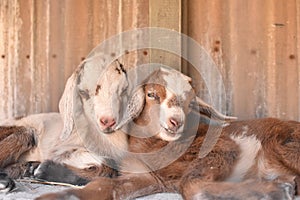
[
  {"x1": 144, "y1": 84, "x2": 166, "y2": 104},
  {"x1": 167, "y1": 95, "x2": 180, "y2": 108},
  {"x1": 113, "y1": 60, "x2": 127, "y2": 75},
  {"x1": 0, "y1": 126, "x2": 36, "y2": 168},
  {"x1": 95, "y1": 84, "x2": 101, "y2": 95},
  {"x1": 133, "y1": 84, "x2": 167, "y2": 127},
  {"x1": 115, "y1": 67, "x2": 122, "y2": 74}
]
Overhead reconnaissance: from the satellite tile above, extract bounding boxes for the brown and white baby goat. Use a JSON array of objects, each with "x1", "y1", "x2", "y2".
[{"x1": 39, "y1": 69, "x2": 300, "y2": 200}]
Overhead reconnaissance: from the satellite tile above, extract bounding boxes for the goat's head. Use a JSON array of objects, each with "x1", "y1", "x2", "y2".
[
  {"x1": 92, "y1": 61, "x2": 128, "y2": 133},
  {"x1": 120, "y1": 68, "x2": 236, "y2": 141},
  {"x1": 59, "y1": 59, "x2": 129, "y2": 139}
]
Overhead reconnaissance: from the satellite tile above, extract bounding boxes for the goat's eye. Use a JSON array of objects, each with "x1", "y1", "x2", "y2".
[{"x1": 147, "y1": 92, "x2": 159, "y2": 100}]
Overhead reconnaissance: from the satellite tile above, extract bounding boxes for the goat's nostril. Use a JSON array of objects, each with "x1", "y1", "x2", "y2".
[
  {"x1": 169, "y1": 118, "x2": 179, "y2": 128},
  {"x1": 100, "y1": 117, "x2": 116, "y2": 128}
]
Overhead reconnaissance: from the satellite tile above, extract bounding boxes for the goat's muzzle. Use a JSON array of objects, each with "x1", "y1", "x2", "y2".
[{"x1": 99, "y1": 117, "x2": 116, "y2": 134}]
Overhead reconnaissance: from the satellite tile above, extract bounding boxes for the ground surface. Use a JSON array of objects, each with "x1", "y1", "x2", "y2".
[
  {"x1": 2, "y1": 181, "x2": 300, "y2": 200},
  {"x1": 0, "y1": 181, "x2": 183, "y2": 200}
]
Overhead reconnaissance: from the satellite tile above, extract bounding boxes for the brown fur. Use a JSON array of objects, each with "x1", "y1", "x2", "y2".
[
  {"x1": 0, "y1": 126, "x2": 36, "y2": 169},
  {"x1": 3, "y1": 161, "x2": 40, "y2": 179}
]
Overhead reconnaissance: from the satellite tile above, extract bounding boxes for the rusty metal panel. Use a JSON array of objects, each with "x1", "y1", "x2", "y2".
[
  {"x1": 0, "y1": 0, "x2": 149, "y2": 119},
  {"x1": 184, "y1": 0, "x2": 300, "y2": 120}
]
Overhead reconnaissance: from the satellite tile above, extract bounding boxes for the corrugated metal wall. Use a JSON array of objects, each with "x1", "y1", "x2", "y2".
[
  {"x1": 0, "y1": 0, "x2": 300, "y2": 121},
  {"x1": 184, "y1": 0, "x2": 300, "y2": 120}
]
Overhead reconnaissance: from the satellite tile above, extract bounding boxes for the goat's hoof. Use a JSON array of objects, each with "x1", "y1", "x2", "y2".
[{"x1": 0, "y1": 172, "x2": 15, "y2": 193}]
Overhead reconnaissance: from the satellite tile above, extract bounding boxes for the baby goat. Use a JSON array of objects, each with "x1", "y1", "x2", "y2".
[
  {"x1": 38, "y1": 69, "x2": 300, "y2": 200},
  {"x1": 35, "y1": 68, "x2": 231, "y2": 199},
  {"x1": 0, "y1": 60, "x2": 130, "y2": 191}
]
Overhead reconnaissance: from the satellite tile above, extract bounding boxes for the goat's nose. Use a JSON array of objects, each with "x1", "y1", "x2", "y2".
[
  {"x1": 100, "y1": 117, "x2": 116, "y2": 128},
  {"x1": 168, "y1": 118, "x2": 182, "y2": 131}
]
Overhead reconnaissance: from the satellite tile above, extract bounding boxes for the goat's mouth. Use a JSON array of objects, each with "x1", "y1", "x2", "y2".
[
  {"x1": 160, "y1": 124, "x2": 182, "y2": 141},
  {"x1": 100, "y1": 127, "x2": 116, "y2": 134},
  {"x1": 162, "y1": 126, "x2": 177, "y2": 135}
]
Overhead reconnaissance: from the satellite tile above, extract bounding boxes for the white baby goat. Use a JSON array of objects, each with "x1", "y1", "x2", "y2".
[{"x1": 0, "y1": 59, "x2": 130, "y2": 190}]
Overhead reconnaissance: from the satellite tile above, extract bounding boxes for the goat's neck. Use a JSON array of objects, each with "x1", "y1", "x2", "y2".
[
  {"x1": 133, "y1": 109, "x2": 150, "y2": 127},
  {"x1": 132, "y1": 105, "x2": 159, "y2": 136},
  {"x1": 128, "y1": 105, "x2": 168, "y2": 153}
]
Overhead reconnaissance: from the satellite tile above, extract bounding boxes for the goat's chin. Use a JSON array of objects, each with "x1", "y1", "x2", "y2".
[
  {"x1": 100, "y1": 127, "x2": 116, "y2": 134},
  {"x1": 158, "y1": 128, "x2": 181, "y2": 141}
]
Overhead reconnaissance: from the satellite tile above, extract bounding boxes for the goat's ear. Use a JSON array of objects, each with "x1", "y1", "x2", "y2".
[
  {"x1": 116, "y1": 87, "x2": 145, "y2": 129},
  {"x1": 190, "y1": 96, "x2": 237, "y2": 121},
  {"x1": 58, "y1": 65, "x2": 86, "y2": 140},
  {"x1": 58, "y1": 73, "x2": 77, "y2": 139}
]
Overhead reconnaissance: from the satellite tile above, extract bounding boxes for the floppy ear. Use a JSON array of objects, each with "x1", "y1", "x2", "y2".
[
  {"x1": 58, "y1": 73, "x2": 77, "y2": 140},
  {"x1": 190, "y1": 96, "x2": 237, "y2": 121},
  {"x1": 58, "y1": 63, "x2": 86, "y2": 140},
  {"x1": 116, "y1": 87, "x2": 145, "y2": 129}
]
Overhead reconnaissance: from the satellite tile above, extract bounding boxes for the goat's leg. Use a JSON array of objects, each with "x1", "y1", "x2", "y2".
[
  {"x1": 0, "y1": 161, "x2": 40, "y2": 193},
  {"x1": 4, "y1": 161, "x2": 40, "y2": 179},
  {"x1": 0, "y1": 126, "x2": 36, "y2": 193},
  {"x1": 0, "y1": 126, "x2": 18, "y2": 141},
  {"x1": 268, "y1": 127, "x2": 300, "y2": 175},
  {"x1": 180, "y1": 136, "x2": 297, "y2": 200},
  {"x1": 0, "y1": 126, "x2": 36, "y2": 168},
  {"x1": 182, "y1": 176, "x2": 296, "y2": 200},
  {"x1": 33, "y1": 159, "x2": 118, "y2": 185},
  {"x1": 33, "y1": 160, "x2": 89, "y2": 186},
  {"x1": 36, "y1": 173, "x2": 168, "y2": 200},
  {"x1": 179, "y1": 136, "x2": 239, "y2": 199}
]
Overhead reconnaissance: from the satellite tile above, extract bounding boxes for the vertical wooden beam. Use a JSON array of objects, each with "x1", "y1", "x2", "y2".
[{"x1": 149, "y1": 0, "x2": 182, "y2": 71}]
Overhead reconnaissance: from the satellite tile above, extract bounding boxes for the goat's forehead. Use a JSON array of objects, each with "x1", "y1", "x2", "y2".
[
  {"x1": 144, "y1": 84, "x2": 165, "y2": 92},
  {"x1": 97, "y1": 63, "x2": 127, "y2": 84},
  {"x1": 161, "y1": 71, "x2": 193, "y2": 98}
]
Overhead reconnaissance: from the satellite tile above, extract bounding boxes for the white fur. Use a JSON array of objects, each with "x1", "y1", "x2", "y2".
[
  {"x1": 161, "y1": 68, "x2": 192, "y2": 99},
  {"x1": 226, "y1": 130, "x2": 262, "y2": 182},
  {"x1": 93, "y1": 62, "x2": 128, "y2": 132},
  {"x1": 59, "y1": 150, "x2": 102, "y2": 169},
  {"x1": 1, "y1": 113, "x2": 63, "y2": 162},
  {"x1": 159, "y1": 90, "x2": 185, "y2": 141}
]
